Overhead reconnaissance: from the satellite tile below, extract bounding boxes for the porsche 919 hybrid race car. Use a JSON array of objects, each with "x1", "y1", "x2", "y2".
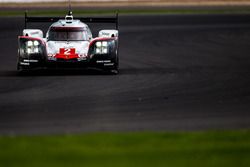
[{"x1": 17, "y1": 11, "x2": 119, "y2": 74}]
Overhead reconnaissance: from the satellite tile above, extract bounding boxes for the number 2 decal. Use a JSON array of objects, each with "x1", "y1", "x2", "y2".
[
  {"x1": 64, "y1": 48, "x2": 71, "y2": 55},
  {"x1": 59, "y1": 48, "x2": 75, "y2": 55}
]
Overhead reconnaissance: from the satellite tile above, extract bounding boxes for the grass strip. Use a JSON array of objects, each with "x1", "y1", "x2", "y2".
[{"x1": 0, "y1": 130, "x2": 250, "y2": 167}]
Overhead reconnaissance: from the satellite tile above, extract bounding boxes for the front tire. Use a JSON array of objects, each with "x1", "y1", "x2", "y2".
[{"x1": 110, "y1": 55, "x2": 119, "y2": 74}]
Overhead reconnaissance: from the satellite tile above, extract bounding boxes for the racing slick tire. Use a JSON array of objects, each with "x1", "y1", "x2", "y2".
[{"x1": 109, "y1": 55, "x2": 119, "y2": 74}]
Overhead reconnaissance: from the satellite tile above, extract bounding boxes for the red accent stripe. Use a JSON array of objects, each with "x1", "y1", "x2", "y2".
[
  {"x1": 55, "y1": 48, "x2": 79, "y2": 60},
  {"x1": 55, "y1": 54, "x2": 79, "y2": 60},
  {"x1": 18, "y1": 36, "x2": 45, "y2": 45}
]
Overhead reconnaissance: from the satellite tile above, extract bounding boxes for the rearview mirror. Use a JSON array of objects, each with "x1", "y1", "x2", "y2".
[
  {"x1": 99, "y1": 30, "x2": 118, "y2": 38},
  {"x1": 23, "y1": 29, "x2": 43, "y2": 39}
]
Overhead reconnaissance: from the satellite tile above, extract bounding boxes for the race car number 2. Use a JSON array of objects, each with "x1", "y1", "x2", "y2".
[{"x1": 60, "y1": 48, "x2": 76, "y2": 55}]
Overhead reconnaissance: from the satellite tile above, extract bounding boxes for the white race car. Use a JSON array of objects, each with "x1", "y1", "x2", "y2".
[{"x1": 17, "y1": 11, "x2": 119, "y2": 74}]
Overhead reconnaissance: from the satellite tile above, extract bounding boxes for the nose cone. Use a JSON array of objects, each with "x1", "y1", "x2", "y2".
[{"x1": 47, "y1": 41, "x2": 89, "y2": 58}]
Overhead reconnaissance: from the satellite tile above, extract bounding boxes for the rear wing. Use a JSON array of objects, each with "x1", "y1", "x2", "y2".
[{"x1": 24, "y1": 11, "x2": 119, "y2": 30}]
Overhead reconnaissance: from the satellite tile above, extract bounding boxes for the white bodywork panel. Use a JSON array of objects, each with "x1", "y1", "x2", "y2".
[
  {"x1": 99, "y1": 30, "x2": 118, "y2": 38},
  {"x1": 21, "y1": 19, "x2": 118, "y2": 60},
  {"x1": 47, "y1": 41, "x2": 89, "y2": 57},
  {"x1": 23, "y1": 29, "x2": 43, "y2": 38},
  {"x1": 44, "y1": 19, "x2": 91, "y2": 58}
]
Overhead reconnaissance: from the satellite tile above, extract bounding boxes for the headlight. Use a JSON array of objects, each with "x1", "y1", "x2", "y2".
[
  {"x1": 27, "y1": 41, "x2": 33, "y2": 47},
  {"x1": 33, "y1": 40, "x2": 39, "y2": 46},
  {"x1": 96, "y1": 41, "x2": 102, "y2": 48},
  {"x1": 102, "y1": 41, "x2": 108, "y2": 47},
  {"x1": 102, "y1": 48, "x2": 108, "y2": 54},
  {"x1": 96, "y1": 48, "x2": 101, "y2": 54},
  {"x1": 27, "y1": 48, "x2": 32, "y2": 54},
  {"x1": 26, "y1": 40, "x2": 40, "y2": 54},
  {"x1": 95, "y1": 41, "x2": 109, "y2": 54}
]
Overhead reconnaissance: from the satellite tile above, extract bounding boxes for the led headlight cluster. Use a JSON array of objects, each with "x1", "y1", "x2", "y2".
[
  {"x1": 26, "y1": 40, "x2": 40, "y2": 54},
  {"x1": 95, "y1": 41, "x2": 108, "y2": 54}
]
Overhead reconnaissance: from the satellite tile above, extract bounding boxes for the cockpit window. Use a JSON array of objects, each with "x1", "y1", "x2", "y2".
[{"x1": 48, "y1": 27, "x2": 88, "y2": 41}]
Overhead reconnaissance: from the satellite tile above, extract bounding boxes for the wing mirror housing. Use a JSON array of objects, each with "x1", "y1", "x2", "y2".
[
  {"x1": 98, "y1": 30, "x2": 118, "y2": 38},
  {"x1": 23, "y1": 29, "x2": 43, "y2": 39}
]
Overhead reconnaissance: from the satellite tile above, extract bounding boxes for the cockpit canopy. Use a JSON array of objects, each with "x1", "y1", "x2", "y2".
[{"x1": 48, "y1": 27, "x2": 88, "y2": 41}]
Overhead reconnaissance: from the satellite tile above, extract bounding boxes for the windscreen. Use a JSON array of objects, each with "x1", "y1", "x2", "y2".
[{"x1": 48, "y1": 27, "x2": 88, "y2": 41}]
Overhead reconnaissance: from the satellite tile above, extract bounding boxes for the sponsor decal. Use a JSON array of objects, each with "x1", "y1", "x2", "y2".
[
  {"x1": 96, "y1": 60, "x2": 111, "y2": 63},
  {"x1": 101, "y1": 32, "x2": 110, "y2": 37},
  {"x1": 20, "y1": 62, "x2": 30, "y2": 65},
  {"x1": 23, "y1": 59, "x2": 39, "y2": 63},
  {"x1": 104, "y1": 63, "x2": 114, "y2": 66}
]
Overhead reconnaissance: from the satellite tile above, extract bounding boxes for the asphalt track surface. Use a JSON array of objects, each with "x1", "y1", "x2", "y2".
[{"x1": 0, "y1": 14, "x2": 250, "y2": 135}]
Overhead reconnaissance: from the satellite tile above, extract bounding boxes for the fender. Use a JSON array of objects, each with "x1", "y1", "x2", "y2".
[
  {"x1": 17, "y1": 36, "x2": 47, "y2": 70},
  {"x1": 88, "y1": 37, "x2": 119, "y2": 71}
]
